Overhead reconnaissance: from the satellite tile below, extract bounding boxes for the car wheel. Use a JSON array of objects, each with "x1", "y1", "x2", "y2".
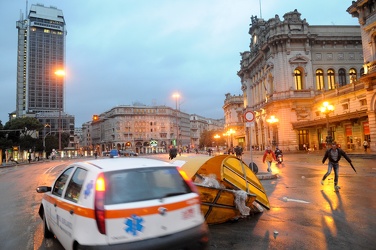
[{"x1": 43, "y1": 212, "x2": 54, "y2": 238}]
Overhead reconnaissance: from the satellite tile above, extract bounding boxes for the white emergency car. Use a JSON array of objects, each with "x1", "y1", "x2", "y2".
[{"x1": 36, "y1": 158, "x2": 209, "y2": 250}]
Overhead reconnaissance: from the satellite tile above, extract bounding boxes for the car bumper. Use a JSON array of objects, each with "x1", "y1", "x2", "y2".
[{"x1": 77, "y1": 223, "x2": 209, "y2": 250}]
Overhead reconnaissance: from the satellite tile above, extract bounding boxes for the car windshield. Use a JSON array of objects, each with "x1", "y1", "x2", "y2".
[{"x1": 104, "y1": 167, "x2": 192, "y2": 204}]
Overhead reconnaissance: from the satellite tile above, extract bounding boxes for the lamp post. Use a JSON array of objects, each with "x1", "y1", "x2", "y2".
[
  {"x1": 214, "y1": 134, "x2": 220, "y2": 154},
  {"x1": 172, "y1": 93, "x2": 180, "y2": 147},
  {"x1": 43, "y1": 124, "x2": 51, "y2": 158},
  {"x1": 266, "y1": 115, "x2": 279, "y2": 147},
  {"x1": 226, "y1": 129, "x2": 235, "y2": 148},
  {"x1": 320, "y1": 101, "x2": 335, "y2": 146},
  {"x1": 55, "y1": 69, "x2": 65, "y2": 151},
  {"x1": 227, "y1": 128, "x2": 235, "y2": 147}
]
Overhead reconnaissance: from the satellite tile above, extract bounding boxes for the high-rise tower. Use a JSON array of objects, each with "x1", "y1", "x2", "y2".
[
  {"x1": 16, "y1": 3, "x2": 66, "y2": 116},
  {"x1": 15, "y1": 3, "x2": 74, "y2": 150}
]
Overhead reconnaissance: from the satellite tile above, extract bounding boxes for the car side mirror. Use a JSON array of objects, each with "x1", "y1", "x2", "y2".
[{"x1": 36, "y1": 186, "x2": 52, "y2": 193}]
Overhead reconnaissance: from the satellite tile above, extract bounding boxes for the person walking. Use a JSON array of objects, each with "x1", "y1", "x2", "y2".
[
  {"x1": 321, "y1": 141, "x2": 352, "y2": 191},
  {"x1": 363, "y1": 140, "x2": 368, "y2": 152},
  {"x1": 262, "y1": 147, "x2": 276, "y2": 172},
  {"x1": 234, "y1": 145, "x2": 243, "y2": 159}
]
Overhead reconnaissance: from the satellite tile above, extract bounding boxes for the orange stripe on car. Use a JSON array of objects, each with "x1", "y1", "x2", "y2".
[
  {"x1": 105, "y1": 197, "x2": 200, "y2": 219},
  {"x1": 44, "y1": 194, "x2": 199, "y2": 219}
]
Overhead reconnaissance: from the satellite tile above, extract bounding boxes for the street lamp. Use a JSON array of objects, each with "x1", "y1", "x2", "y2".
[
  {"x1": 227, "y1": 129, "x2": 235, "y2": 148},
  {"x1": 320, "y1": 101, "x2": 335, "y2": 146},
  {"x1": 43, "y1": 124, "x2": 51, "y2": 158},
  {"x1": 266, "y1": 115, "x2": 279, "y2": 147},
  {"x1": 172, "y1": 93, "x2": 180, "y2": 147},
  {"x1": 214, "y1": 134, "x2": 220, "y2": 153},
  {"x1": 55, "y1": 69, "x2": 65, "y2": 151}
]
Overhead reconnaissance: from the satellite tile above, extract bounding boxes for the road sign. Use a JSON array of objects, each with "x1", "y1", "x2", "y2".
[
  {"x1": 246, "y1": 122, "x2": 254, "y2": 127},
  {"x1": 244, "y1": 111, "x2": 255, "y2": 122}
]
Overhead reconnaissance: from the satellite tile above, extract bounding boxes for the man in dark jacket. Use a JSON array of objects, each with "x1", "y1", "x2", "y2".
[
  {"x1": 321, "y1": 141, "x2": 352, "y2": 191},
  {"x1": 169, "y1": 147, "x2": 178, "y2": 160}
]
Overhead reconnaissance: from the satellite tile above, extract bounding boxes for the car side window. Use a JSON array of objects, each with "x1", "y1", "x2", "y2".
[
  {"x1": 64, "y1": 168, "x2": 88, "y2": 203},
  {"x1": 52, "y1": 167, "x2": 74, "y2": 197}
]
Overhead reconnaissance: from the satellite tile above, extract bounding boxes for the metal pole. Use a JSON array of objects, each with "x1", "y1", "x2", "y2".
[
  {"x1": 250, "y1": 123, "x2": 254, "y2": 172},
  {"x1": 59, "y1": 108, "x2": 62, "y2": 151},
  {"x1": 326, "y1": 114, "x2": 332, "y2": 146},
  {"x1": 175, "y1": 98, "x2": 179, "y2": 147}
]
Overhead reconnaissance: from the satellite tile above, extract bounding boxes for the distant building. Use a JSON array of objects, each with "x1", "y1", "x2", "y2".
[
  {"x1": 13, "y1": 3, "x2": 74, "y2": 149},
  {"x1": 83, "y1": 105, "x2": 191, "y2": 155},
  {"x1": 81, "y1": 105, "x2": 224, "y2": 155},
  {"x1": 238, "y1": 9, "x2": 367, "y2": 151},
  {"x1": 223, "y1": 93, "x2": 245, "y2": 149},
  {"x1": 190, "y1": 114, "x2": 224, "y2": 149}
]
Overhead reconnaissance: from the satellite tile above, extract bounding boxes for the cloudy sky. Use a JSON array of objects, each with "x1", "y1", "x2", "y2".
[{"x1": 0, "y1": 0, "x2": 359, "y2": 126}]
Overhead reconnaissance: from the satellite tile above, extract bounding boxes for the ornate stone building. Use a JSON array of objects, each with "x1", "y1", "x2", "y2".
[
  {"x1": 80, "y1": 105, "x2": 224, "y2": 155},
  {"x1": 237, "y1": 9, "x2": 372, "y2": 151},
  {"x1": 82, "y1": 105, "x2": 190, "y2": 155},
  {"x1": 347, "y1": 0, "x2": 376, "y2": 151},
  {"x1": 223, "y1": 93, "x2": 245, "y2": 149}
]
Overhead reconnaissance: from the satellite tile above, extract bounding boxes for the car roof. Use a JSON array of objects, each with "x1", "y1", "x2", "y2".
[{"x1": 77, "y1": 157, "x2": 175, "y2": 172}]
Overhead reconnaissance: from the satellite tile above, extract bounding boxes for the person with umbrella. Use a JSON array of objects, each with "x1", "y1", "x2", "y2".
[{"x1": 321, "y1": 141, "x2": 354, "y2": 191}]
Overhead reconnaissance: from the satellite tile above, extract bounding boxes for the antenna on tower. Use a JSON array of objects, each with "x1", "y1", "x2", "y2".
[
  {"x1": 26, "y1": 0, "x2": 28, "y2": 16},
  {"x1": 259, "y1": 0, "x2": 262, "y2": 19}
]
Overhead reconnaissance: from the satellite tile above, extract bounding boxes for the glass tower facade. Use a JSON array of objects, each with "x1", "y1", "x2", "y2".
[
  {"x1": 15, "y1": 3, "x2": 75, "y2": 148},
  {"x1": 16, "y1": 3, "x2": 66, "y2": 116}
]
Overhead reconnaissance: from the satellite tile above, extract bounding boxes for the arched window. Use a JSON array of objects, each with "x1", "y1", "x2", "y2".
[
  {"x1": 349, "y1": 68, "x2": 357, "y2": 83},
  {"x1": 327, "y1": 69, "x2": 335, "y2": 89},
  {"x1": 360, "y1": 67, "x2": 365, "y2": 76},
  {"x1": 338, "y1": 68, "x2": 346, "y2": 86},
  {"x1": 294, "y1": 69, "x2": 303, "y2": 90},
  {"x1": 315, "y1": 69, "x2": 324, "y2": 90}
]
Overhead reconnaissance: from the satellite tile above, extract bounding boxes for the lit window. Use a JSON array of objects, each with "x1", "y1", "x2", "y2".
[
  {"x1": 349, "y1": 68, "x2": 357, "y2": 83},
  {"x1": 316, "y1": 69, "x2": 324, "y2": 90},
  {"x1": 294, "y1": 69, "x2": 303, "y2": 90},
  {"x1": 327, "y1": 69, "x2": 335, "y2": 89}
]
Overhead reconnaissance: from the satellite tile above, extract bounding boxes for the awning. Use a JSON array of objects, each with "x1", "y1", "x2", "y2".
[{"x1": 292, "y1": 110, "x2": 368, "y2": 129}]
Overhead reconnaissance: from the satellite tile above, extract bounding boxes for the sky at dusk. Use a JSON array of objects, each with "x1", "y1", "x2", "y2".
[{"x1": 0, "y1": 0, "x2": 359, "y2": 126}]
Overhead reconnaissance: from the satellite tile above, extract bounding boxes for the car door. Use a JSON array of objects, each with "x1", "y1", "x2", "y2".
[
  {"x1": 48, "y1": 167, "x2": 74, "y2": 242},
  {"x1": 55, "y1": 167, "x2": 88, "y2": 250}
]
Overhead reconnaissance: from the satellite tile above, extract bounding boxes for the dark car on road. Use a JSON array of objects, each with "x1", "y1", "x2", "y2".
[{"x1": 121, "y1": 150, "x2": 138, "y2": 156}]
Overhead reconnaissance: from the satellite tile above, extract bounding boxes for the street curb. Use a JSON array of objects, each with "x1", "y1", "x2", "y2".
[{"x1": 256, "y1": 172, "x2": 278, "y2": 180}]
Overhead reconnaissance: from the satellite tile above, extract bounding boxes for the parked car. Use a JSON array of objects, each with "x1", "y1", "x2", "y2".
[
  {"x1": 109, "y1": 149, "x2": 120, "y2": 158},
  {"x1": 36, "y1": 158, "x2": 209, "y2": 250},
  {"x1": 121, "y1": 150, "x2": 138, "y2": 156}
]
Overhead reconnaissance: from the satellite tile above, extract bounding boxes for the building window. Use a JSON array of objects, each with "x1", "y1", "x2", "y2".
[
  {"x1": 315, "y1": 69, "x2": 324, "y2": 90},
  {"x1": 294, "y1": 69, "x2": 303, "y2": 90},
  {"x1": 360, "y1": 67, "x2": 365, "y2": 76},
  {"x1": 360, "y1": 99, "x2": 367, "y2": 106},
  {"x1": 338, "y1": 68, "x2": 346, "y2": 86},
  {"x1": 349, "y1": 68, "x2": 357, "y2": 83},
  {"x1": 327, "y1": 69, "x2": 335, "y2": 89}
]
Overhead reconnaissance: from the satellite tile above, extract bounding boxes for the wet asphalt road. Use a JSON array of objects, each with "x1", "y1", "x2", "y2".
[
  {"x1": 0, "y1": 153, "x2": 375, "y2": 250},
  {"x1": 208, "y1": 152, "x2": 376, "y2": 249}
]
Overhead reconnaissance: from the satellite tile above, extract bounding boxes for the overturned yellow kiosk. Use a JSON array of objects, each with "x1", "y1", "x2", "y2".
[{"x1": 173, "y1": 155, "x2": 270, "y2": 224}]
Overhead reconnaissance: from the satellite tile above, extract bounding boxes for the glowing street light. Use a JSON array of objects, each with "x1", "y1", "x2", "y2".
[
  {"x1": 227, "y1": 129, "x2": 235, "y2": 148},
  {"x1": 320, "y1": 101, "x2": 335, "y2": 146},
  {"x1": 214, "y1": 134, "x2": 220, "y2": 153},
  {"x1": 55, "y1": 69, "x2": 65, "y2": 151},
  {"x1": 266, "y1": 115, "x2": 279, "y2": 146},
  {"x1": 54, "y1": 69, "x2": 66, "y2": 76}
]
